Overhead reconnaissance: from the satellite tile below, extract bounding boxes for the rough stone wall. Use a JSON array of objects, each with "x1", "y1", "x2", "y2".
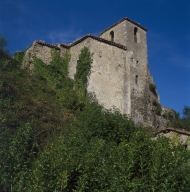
[
  {"x1": 100, "y1": 19, "x2": 150, "y2": 125},
  {"x1": 99, "y1": 19, "x2": 174, "y2": 127},
  {"x1": 69, "y1": 37, "x2": 131, "y2": 114},
  {"x1": 23, "y1": 41, "x2": 67, "y2": 71},
  {"x1": 100, "y1": 20, "x2": 148, "y2": 91}
]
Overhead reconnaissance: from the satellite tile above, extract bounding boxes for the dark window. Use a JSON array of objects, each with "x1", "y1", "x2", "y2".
[
  {"x1": 134, "y1": 27, "x2": 138, "y2": 43},
  {"x1": 110, "y1": 31, "x2": 114, "y2": 42},
  {"x1": 135, "y1": 75, "x2": 138, "y2": 85}
]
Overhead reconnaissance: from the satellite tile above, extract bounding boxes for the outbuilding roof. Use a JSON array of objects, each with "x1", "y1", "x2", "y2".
[{"x1": 153, "y1": 128, "x2": 190, "y2": 136}]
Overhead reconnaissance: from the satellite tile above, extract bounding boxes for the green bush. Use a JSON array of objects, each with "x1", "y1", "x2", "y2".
[
  {"x1": 149, "y1": 83, "x2": 157, "y2": 96},
  {"x1": 152, "y1": 99, "x2": 162, "y2": 115},
  {"x1": 13, "y1": 51, "x2": 25, "y2": 65},
  {"x1": 149, "y1": 83, "x2": 156, "y2": 91},
  {"x1": 0, "y1": 123, "x2": 36, "y2": 191},
  {"x1": 162, "y1": 111, "x2": 175, "y2": 120},
  {"x1": 167, "y1": 106, "x2": 190, "y2": 131},
  {"x1": 155, "y1": 104, "x2": 162, "y2": 115},
  {"x1": 22, "y1": 123, "x2": 188, "y2": 191}
]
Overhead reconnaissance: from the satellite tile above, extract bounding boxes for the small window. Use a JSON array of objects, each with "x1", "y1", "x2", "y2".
[
  {"x1": 135, "y1": 75, "x2": 138, "y2": 85},
  {"x1": 134, "y1": 27, "x2": 138, "y2": 43},
  {"x1": 110, "y1": 31, "x2": 114, "y2": 42}
]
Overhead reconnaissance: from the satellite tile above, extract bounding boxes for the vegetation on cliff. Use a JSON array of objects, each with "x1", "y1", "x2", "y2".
[
  {"x1": 167, "y1": 106, "x2": 190, "y2": 131},
  {"x1": 0, "y1": 36, "x2": 189, "y2": 191}
]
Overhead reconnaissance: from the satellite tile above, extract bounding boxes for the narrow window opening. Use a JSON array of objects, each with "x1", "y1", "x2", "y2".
[
  {"x1": 135, "y1": 75, "x2": 138, "y2": 85},
  {"x1": 110, "y1": 31, "x2": 114, "y2": 42},
  {"x1": 134, "y1": 27, "x2": 138, "y2": 43}
]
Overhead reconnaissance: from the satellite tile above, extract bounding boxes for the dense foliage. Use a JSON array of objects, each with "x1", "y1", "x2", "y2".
[
  {"x1": 74, "y1": 47, "x2": 92, "y2": 93},
  {"x1": 0, "y1": 37, "x2": 189, "y2": 191},
  {"x1": 167, "y1": 106, "x2": 190, "y2": 131},
  {"x1": 152, "y1": 99, "x2": 162, "y2": 116}
]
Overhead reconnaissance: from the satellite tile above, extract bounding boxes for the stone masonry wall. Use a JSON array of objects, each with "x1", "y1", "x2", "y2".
[
  {"x1": 23, "y1": 41, "x2": 67, "y2": 71},
  {"x1": 100, "y1": 20, "x2": 148, "y2": 93},
  {"x1": 100, "y1": 19, "x2": 152, "y2": 125},
  {"x1": 68, "y1": 37, "x2": 131, "y2": 114}
]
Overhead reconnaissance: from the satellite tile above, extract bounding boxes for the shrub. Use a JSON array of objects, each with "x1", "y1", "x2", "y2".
[
  {"x1": 152, "y1": 99, "x2": 159, "y2": 106},
  {"x1": 162, "y1": 111, "x2": 175, "y2": 120},
  {"x1": 155, "y1": 104, "x2": 161, "y2": 115},
  {"x1": 149, "y1": 83, "x2": 157, "y2": 96},
  {"x1": 0, "y1": 123, "x2": 37, "y2": 191},
  {"x1": 152, "y1": 99, "x2": 162, "y2": 115},
  {"x1": 23, "y1": 126, "x2": 188, "y2": 191},
  {"x1": 149, "y1": 83, "x2": 156, "y2": 91},
  {"x1": 13, "y1": 51, "x2": 25, "y2": 65}
]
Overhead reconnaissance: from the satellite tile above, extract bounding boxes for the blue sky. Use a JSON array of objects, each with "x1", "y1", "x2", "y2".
[{"x1": 0, "y1": 0, "x2": 189, "y2": 116}]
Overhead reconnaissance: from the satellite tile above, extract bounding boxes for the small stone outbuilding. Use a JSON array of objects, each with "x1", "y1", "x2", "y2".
[{"x1": 153, "y1": 128, "x2": 190, "y2": 149}]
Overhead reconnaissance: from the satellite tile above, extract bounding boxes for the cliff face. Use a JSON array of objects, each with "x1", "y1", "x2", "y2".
[{"x1": 21, "y1": 18, "x2": 175, "y2": 128}]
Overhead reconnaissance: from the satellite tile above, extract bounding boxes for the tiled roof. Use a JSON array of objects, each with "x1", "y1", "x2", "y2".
[
  {"x1": 100, "y1": 17, "x2": 147, "y2": 36},
  {"x1": 153, "y1": 128, "x2": 190, "y2": 136},
  {"x1": 25, "y1": 40, "x2": 60, "y2": 51},
  {"x1": 59, "y1": 43, "x2": 70, "y2": 48},
  {"x1": 60, "y1": 34, "x2": 127, "y2": 51},
  {"x1": 35, "y1": 40, "x2": 60, "y2": 49}
]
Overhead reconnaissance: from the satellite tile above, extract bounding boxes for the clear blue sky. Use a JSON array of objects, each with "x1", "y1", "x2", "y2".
[{"x1": 0, "y1": 0, "x2": 189, "y2": 116}]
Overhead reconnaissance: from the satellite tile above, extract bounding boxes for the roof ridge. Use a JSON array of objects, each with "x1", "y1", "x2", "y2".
[
  {"x1": 153, "y1": 127, "x2": 190, "y2": 136},
  {"x1": 99, "y1": 17, "x2": 147, "y2": 36},
  {"x1": 60, "y1": 34, "x2": 127, "y2": 50},
  {"x1": 35, "y1": 40, "x2": 60, "y2": 49}
]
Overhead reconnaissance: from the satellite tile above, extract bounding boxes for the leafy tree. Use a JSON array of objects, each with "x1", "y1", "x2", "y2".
[
  {"x1": 0, "y1": 33, "x2": 9, "y2": 56},
  {"x1": 23, "y1": 111, "x2": 188, "y2": 191},
  {"x1": 0, "y1": 123, "x2": 36, "y2": 192},
  {"x1": 168, "y1": 106, "x2": 190, "y2": 131},
  {"x1": 183, "y1": 106, "x2": 190, "y2": 119},
  {"x1": 13, "y1": 51, "x2": 25, "y2": 64}
]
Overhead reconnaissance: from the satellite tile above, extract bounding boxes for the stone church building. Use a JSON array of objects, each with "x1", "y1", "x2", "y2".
[{"x1": 23, "y1": 17, "x2": 173, "y2": 127}]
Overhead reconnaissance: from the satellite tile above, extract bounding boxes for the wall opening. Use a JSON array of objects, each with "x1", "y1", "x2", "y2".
[
  {"x1": 134, "y1": 27, "x2": 138, "y2": 43},
  {"x1": 135, "y1": 75, "x2": 138, "y2": 85},
  {"x1": 110, "y1": 31, "x2": 114, "y2": 42},
  {"x1": 134, "y1": 27, "x2": 140, "y2": 43}
]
